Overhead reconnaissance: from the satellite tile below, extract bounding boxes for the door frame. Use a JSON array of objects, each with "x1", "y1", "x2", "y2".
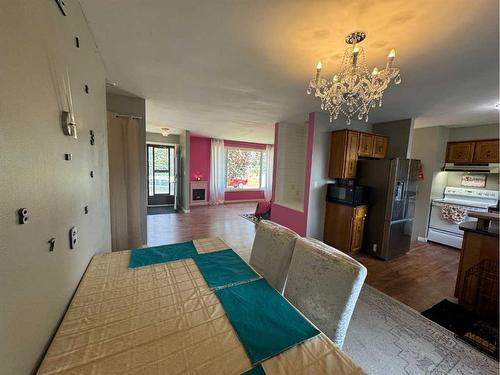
[{"x1": 146, "y1": 142, "x2": 177, "y2": 208}]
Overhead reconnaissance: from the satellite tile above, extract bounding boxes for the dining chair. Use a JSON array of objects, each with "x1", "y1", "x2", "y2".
[
  {"x1": 249, "y1": 220, "x2": 299, "y2": 293},
  {"x1": 284, "y1": 237, "x2": 367, "y2": 348}
]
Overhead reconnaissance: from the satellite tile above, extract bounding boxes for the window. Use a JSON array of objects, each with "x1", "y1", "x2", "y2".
[{"x1": 225, "y1": 148, "x2": 263, "y2": 190}]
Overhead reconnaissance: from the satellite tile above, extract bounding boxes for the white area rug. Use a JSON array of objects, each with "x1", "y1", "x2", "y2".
[{"x1": 344, "y1": 285, "x2": 498, "y2": 374}]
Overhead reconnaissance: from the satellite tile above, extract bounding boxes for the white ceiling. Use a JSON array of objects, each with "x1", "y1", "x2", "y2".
[{"x1": 80, "y1": 0, "x2": 499, "y2": 144}]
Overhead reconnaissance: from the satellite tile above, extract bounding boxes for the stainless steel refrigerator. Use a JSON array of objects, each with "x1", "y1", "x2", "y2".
[{"x1": 356, "y1": 158, "x2": 420, "y2": 260}]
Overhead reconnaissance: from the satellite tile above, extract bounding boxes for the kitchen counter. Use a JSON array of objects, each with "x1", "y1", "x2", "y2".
[
  {"x1": 455, "y1": 214, "x2": 499, "y2": 323},
  {"x1": 459, "y1": 221, "x2": 499, "y2": 237}
]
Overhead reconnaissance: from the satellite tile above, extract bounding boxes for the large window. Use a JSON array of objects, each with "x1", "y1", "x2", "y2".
[{"x1": 225, "y1": 148, "x2": 263, "y2": 190}]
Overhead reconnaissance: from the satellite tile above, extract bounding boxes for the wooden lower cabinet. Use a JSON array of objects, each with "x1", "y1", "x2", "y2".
[{"x1": 324, "y1": 201, "x2": 368, "y2": 253}]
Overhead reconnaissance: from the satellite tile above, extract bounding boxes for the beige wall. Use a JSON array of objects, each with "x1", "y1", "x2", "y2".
[
  {"x1": 0, "y1": 1, "x2": 111, "y2": 374},
  {"x1": 410, "y1": 127, "x2": 450, "y2": 240},
  {"x1": 178, "y1": 130, "x2": 191, "y2": 211},
  {"x1": 448, "y1": 123, "x2": 499, "y2": 141},
  {"x1": 372, "y1": 119, "x2": 414, "y2": 158}
]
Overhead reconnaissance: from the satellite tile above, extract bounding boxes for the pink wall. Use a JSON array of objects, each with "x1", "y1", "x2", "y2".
[
  {"x1": 270, "y1": 113, "x2": 315, "y2": 236},
  {"x1": 189, "y1": 136, "x2": 270, "y2": 203},
  {"x1": 190, "y1": 136, "x2": 211, "y2": 200}
]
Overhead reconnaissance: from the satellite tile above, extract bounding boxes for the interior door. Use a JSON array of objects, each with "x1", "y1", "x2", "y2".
[{"x1": 147, "y1": 144, "x2": 175, "y2": 206}]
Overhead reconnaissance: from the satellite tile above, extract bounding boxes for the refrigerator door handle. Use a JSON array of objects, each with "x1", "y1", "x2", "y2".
[{"x1": 395, "y1": 181, "x2": 405, "y2": 201}]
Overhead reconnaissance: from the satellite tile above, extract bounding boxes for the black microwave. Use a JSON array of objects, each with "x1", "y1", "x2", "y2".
[{"x1": 326, "y1": 183, "x2": 369, "y2": 206}]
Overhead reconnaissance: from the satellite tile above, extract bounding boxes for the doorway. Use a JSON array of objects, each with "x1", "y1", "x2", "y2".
[{"x1": 147, "y1": 144, "x2": 176, "y2": 210}]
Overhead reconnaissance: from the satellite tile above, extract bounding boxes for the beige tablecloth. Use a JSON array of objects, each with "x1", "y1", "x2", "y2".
[{"x1": 37, "y1": 238, "x2": 365, "y2": 374}]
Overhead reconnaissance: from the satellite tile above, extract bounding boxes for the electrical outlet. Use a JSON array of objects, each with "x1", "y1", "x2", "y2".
[
  {"x1": 18, "y1": 208, "x2": 29, "y2": 224},
  {"x1": 372, "y1": 243, "x2": 377, "y2": 252},
  {"x1": 69, "y1": 227, "x2": 77, "y2": 249},
  {"x1": 54, "y1": 0, "x2": 67, "y2": 16}
]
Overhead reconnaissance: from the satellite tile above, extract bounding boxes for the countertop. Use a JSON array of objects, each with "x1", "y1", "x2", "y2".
[{"x1": 459, "y1": 221, "x2": 499, "y2": 238}]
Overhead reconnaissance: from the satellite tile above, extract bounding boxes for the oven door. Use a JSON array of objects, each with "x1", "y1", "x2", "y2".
[{"x1": 428, "y1": 201, "x2": 486, "y2": 235}]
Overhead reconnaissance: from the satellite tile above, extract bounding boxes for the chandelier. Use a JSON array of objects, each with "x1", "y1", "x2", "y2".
[{"x1": 307, "y1": 31, "x2": 401, "y2": 124}]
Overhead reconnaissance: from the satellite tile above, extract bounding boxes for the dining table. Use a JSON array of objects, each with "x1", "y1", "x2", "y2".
[{"x1": 37, "y1": 237, "x2": 365, "y2": 375}]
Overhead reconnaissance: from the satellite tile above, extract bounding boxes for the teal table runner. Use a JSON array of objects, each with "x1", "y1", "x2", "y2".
[
  {"x1": 242, "y1": 364, "x2": 266, "y2": 375},
  {"x1": 128, "y1": 241, "x2": 197, "y2": 268},
  {"x1": 128, "y1": 242, "x2": 259, "y2": 289},
  {"x1": 215, "y1": 279, "x2": 320, "y2": 365},
  {"x1": 129, "y1": 241, "x2": 317, "y2": 370},
  {"x1": 194, "y1": 250, "x2": 260, "y2": 289}
]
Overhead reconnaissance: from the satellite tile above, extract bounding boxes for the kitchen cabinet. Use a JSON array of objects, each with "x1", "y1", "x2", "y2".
[
  {"x1": 358, "y1": 133, "x2": 374, "y2": 157},
  {"x1": 473, "y1": 140, "x2": 499, "y2": 163},
  {"x1": 329, "y1": 130, "x2": 359, "y2": 179},
  {"x1": 446, "y1": 139, "x2": 499, "y2": 163},
  {"x1": 445, "y1": 141, "x2": 475, "y2": 163},
  {"x1": 372, "y1": 136, "x2": 388, "y2": 158},
  {"x1": 324, "y1": 201, "x2": 368, "y2": 253},
  {"x1": 329, "y1": 130, "x2": 388, "y2": 179}
]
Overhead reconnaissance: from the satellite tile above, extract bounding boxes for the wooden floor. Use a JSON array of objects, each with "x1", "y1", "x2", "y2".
[
  {"x1": 148, "y1": 203, "x2": 461, "y2": 313},
  {"x1": 147, "y1": 202, "x2": 257, "y2": 261},
  {"x1": 354, "y1": 242, "x2": 461, "y2": 312}
]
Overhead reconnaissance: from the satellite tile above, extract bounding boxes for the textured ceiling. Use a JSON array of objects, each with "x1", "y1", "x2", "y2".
[{"x1": 81, "y1": 0, "x2": 499, "y2": 143}]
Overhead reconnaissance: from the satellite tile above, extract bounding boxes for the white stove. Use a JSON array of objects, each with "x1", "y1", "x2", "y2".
[{"x1": 427, "y1": 186, "x2": 498, "y2": 248}]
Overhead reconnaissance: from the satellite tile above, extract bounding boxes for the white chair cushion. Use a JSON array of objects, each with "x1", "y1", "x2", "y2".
[
  {"x1": 249, "y1": 220, "x2": 299, "y2": 293},
  {"x1": 284, "y1": 237, "x2": 367, "y2": 348}
]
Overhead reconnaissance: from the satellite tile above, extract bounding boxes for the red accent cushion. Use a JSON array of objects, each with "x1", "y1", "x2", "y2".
[{"x1": 255, "y1": 200, "x2": 271, "y2": 215}]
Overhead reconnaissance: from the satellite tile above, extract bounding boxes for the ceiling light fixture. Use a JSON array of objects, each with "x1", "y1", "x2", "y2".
[
  {"x1": 307, "y1": 31, "x2": 401, "y2": 124},
  {"x1": 160, "y1": 127, "x2": 171, "y2": 137}
]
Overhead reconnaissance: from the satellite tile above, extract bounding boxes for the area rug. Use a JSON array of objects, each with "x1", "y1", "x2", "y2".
[
  {"x1": 240, "y1": 213, "x2": 260, "y2": 224},
  {"x1": 422, "y1": 299, "x2": 498, "y2": 360},
  {"x1": 343, "y1": 285, "x2": 498, "y2": 374},
  {"x1": 147, "y1": 206, "x2": 177, "y2": 215}
]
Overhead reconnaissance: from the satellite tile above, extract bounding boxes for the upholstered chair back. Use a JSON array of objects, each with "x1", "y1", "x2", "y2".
[
  {"x1": 249, "y1": 220, "x2": 299, "y2": 293},
  {"x1": 284, "y1": 237, "x2": 367, "y2": 348}
]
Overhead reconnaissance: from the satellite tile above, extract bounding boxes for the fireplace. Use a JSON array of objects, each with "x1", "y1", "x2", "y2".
[{"x1": 191, "y1": 181, "x2": 208, "y2": 206}]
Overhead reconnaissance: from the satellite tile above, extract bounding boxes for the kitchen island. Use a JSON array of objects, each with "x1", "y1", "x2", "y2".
[{"x1": 455, "y1": 212, "x2": 499, "y2": 323}]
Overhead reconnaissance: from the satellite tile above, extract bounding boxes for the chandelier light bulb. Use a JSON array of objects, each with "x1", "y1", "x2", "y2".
[
  {"x1": 333, "y1": 74, "x2": 339, "y2": 82},
  {"x1": 316, "y1": 61, "x2": 322, "y2": 71},
  {"x1": 388, "y1": 49, "x2": 396, "y2": 58},
  {"x1": 372, "y1": 67, "x2": 379, "y2": 75},
  {"x1": 353, "y1": 45, "x2": 360, "y2": 54}
]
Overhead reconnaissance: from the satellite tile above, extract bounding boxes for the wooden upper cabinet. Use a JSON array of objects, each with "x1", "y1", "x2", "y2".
[
  {"x1": 358, "y1": 133, "x2": 374, "y2": 157},
  {"x1": 372, "y1": 136, "x2": 388, "y2": 158},
  {"x1": 446, "y1": 141, "x2": 475, "y2": 163},
  {"x1": 329, "y1": 130, "x2": 359, "y2": 179},
  {"x1": 473, "y1": 140, "x2": 499, "y2": 163}
]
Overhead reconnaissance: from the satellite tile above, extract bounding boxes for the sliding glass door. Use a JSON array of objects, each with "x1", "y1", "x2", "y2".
[{"x1": 147, "y1": 144, "x2": 175, "y2": 206}]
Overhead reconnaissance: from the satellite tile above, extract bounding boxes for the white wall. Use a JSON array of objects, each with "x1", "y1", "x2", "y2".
[
  {"x1": 0, "y1": 1, "x2": 111, "y2": 373},
  {"x1": 306, "y1": 112, "x2": 372, "y2": 239},
  {"x1": 274, "y1": 121, "x2": 308, "y2": 212}
]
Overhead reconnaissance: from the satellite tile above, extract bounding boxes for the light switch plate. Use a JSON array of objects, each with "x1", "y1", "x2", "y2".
[{"x1": 54, "y1": 0, "x2": 67, "y2": 16}]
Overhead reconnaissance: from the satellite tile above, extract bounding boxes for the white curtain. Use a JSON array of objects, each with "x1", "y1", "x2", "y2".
[
  {"x1": 210, "y1": 139, "x2": 226, "y2": 205},
  {"x1": 263, "y1": 145, "x2": 274, "y2": 200}
]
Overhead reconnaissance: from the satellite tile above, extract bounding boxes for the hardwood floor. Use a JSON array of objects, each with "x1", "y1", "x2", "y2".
[
  {"x1": 354, "y1": 242, "x2": 461, "y2": 312},
  {"x1": 147, "y1": 202, "x2": 257, "y2": 261},
  {"x1": 148, "y1": 204, "x2": 461, "y2": 313}
]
